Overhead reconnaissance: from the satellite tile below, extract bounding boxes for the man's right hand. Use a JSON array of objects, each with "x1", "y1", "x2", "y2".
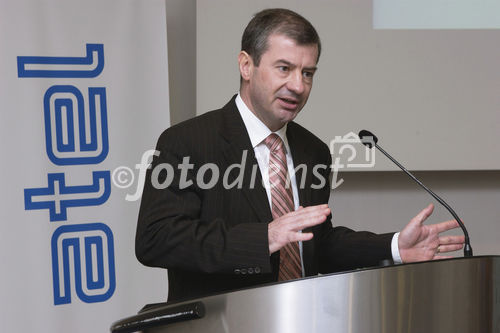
[{"x1": 268, "y1": 204, "x2": 331, "y2": 254}]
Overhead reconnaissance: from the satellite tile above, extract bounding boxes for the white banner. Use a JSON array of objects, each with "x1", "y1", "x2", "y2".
[{"x1": 0, "y1": 0, "x2": 169, "y2": 331}]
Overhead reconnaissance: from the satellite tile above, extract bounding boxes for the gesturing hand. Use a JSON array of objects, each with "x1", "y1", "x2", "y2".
[
  {"x1": 268, "y1": 204, "x2": 330, "y2": 254},
  {"x1": 399, "y1": 203, "x2": 465, "y2": 263}
]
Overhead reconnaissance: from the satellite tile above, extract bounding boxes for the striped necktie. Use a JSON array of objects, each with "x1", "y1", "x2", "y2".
[{"x1": 264, "y1": 133, "x2": 302, "y2": 281}]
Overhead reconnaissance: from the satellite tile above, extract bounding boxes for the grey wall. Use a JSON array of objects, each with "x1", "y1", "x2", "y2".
[
  {"x1": 164, "y1": 0, "x2": 500, "y2": 257},
  {"x1": 331, "y1": 171, "x2": 500, "y2": 256},
  {"x1": 196, "y1": 0, "x2": 500, "y2": 171},
  {"x1": 165, "y1": 0, "x2": 197, "y2": 125}
]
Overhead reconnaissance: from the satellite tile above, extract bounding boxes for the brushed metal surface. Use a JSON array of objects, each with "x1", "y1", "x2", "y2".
[{"x1": 113, "y1": 256, "x2": 500, "y2": 333}]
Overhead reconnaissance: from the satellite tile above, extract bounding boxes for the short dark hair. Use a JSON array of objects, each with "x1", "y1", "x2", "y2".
[{"x1": 241, "y1": 8, "x2": 321, "y2": 66}]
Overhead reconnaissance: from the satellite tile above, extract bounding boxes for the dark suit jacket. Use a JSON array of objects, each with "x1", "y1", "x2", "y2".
[{"x1": 136, "y1": 96, "x2": 393, "y2": 302}]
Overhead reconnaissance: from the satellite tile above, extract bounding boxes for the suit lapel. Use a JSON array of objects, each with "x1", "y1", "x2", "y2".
[
  {"x1": 219, "y1": 97, "x2": 272, "y2": 224},
  {"x1": 286, "y1": 123, "x2": 313, "y2": 208},
  {"x1": 287, "y1": 123, "x2": 318, "y2": 276}
]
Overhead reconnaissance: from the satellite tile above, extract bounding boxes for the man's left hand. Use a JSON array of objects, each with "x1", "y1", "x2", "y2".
[{"x1": 399, "y1": 203, "x2": 465, "y2": 263}]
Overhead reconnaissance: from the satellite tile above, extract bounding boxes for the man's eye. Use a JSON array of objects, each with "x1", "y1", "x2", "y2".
[
  {"x1": 278, "y1": 66, "x2": 289, "y2": 72},
  {"x1": 303, "y1": 71, "x2": 314, "y2": 79}
]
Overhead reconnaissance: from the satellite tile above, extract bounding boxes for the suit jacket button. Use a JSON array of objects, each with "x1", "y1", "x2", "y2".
[
  {"x1": 234, "y1": 269, "x2": 240, "y2": 274},
  {"x1": 240, "y1": 268, "x2": 247, "y2": 274},
  {"x1": 248, "y1": 268, "x2": 254, "y2": 274},
  {"x1": 255, "y1": 267, "x2": 261, "y2": 274}
]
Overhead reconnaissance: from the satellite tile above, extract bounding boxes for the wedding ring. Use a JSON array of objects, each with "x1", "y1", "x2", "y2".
[{"x1": 436, "y1": 246, "x2": 441, "y2": 254}]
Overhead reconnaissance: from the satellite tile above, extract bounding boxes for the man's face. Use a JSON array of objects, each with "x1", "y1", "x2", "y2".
[{"x1": 240, "y1": 34, "x2": 318, "y2": 132}]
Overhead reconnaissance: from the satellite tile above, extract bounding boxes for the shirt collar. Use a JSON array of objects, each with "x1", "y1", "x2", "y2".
[{"x1": 235, "y1": 93, "x2": 289, "y2": 150}]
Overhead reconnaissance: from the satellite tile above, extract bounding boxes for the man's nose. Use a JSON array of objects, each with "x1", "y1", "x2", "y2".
[{"x1": 286, "y1": 71, "x2": 305, "y2": 95}]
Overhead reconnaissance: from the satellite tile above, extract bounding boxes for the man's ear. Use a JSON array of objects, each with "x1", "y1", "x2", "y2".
[{"x1": 238, "y1": 51, "x2": 253, "y2": 81}]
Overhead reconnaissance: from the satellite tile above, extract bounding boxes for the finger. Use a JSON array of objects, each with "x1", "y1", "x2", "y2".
[
  {"x1": 295, "y1": 204, "x2": 328, "y2": 212},
  {"x1": 410, "y1": 203, "x2": 434, "y2": 226},
  {"x1": 436, "y1": 243, "x2": 464, "y2": 253},
  {"x1": 275, "y1": 211, "x2": 327, "y2": 235},
  {"x1": 287, "y1": 204, "x2": 328, "y2": 217},
  {"x1": 286, "y1": 205, "x2": 330, "y2": 222},
  {"x1": 288, "y1": 210, "x2": 330, "y2": 230},
  {"x1": 435, "y1": 219, "x2": 461, "y2": 233},
  {"x1": 272, "y1": 205, "x2": 330, "y2": 236},
  {"x1": 439, "y1": 234, "x2": 465, "y2": 245},
  {"x1": 293, "y1": 232, "x2": 314, "y2": 242},
  {"x1": 433, "y1": 255, "x2": 452, "y2": 260}
]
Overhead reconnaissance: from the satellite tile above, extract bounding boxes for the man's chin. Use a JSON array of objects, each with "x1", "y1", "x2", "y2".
[{"x1": 275, "y1": 109, "x2": 299, "y2": 124}]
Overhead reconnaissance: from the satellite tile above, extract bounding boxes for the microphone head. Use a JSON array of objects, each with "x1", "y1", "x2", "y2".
[{"x1": 358, "y1": 130, "x2": 378, "y2": 149}]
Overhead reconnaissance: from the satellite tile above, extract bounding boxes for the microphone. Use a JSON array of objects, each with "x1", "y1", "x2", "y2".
[{"x1": 358, "y1": 129, "x2": 473, "y2": 257}]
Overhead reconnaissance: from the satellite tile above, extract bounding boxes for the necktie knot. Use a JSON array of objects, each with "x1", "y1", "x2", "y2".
[{"x1": 264, "y1": 133, "x2": 283, "y2": 152}]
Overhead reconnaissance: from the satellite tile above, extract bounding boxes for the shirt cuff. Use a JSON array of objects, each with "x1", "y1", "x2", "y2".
[{"x1": 391, "y1": 232, "x2": 402, "y2": 264}]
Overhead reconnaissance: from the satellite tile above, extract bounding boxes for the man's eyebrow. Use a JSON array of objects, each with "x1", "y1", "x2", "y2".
[
  {"x1": 274, "y1": 59, "x2": 317, "y2": 71},
  {"x1": 304, "y1": 66, "x2": 318, "y2": 72},
  {"x1": 274, "y1": 59, "x2": 293, "y2": 66}
]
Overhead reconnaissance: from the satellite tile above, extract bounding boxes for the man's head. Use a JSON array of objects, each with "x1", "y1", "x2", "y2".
[
  {"x1": 238, "y1": 8, "x2": 321, "y2": 132},
  {"x1": 241, "y1": 8, "x2": 321, "y2": 67}
]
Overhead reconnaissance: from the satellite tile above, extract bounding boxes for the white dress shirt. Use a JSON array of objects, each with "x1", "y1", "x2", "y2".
[{"x1": 235, "y1": 93, "x2": 401, "y2": 271}]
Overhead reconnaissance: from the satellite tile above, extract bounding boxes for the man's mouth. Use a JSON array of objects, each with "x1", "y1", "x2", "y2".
[{"x1": 277, "y1": 97, "x2": 300, "y2": 110}]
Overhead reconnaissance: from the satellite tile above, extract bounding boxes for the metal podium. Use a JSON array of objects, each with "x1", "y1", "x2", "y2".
[{"x1": 111, "y1": 256, "x2": 500, "y2": 333}]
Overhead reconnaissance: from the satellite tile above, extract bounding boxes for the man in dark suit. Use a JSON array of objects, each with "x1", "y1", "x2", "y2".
[{"x1": 136, "y1": 8, "x2": 464, "y2": 302}]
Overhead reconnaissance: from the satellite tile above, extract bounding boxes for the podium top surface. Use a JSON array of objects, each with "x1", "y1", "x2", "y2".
[{"x1": 111, "y1": 255, "x2": 500, "y2": 333}]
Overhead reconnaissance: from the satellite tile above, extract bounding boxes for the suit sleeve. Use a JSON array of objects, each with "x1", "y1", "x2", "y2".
[{"x1": 135, "y1": 130, "x2": 272, "y2": 275}]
